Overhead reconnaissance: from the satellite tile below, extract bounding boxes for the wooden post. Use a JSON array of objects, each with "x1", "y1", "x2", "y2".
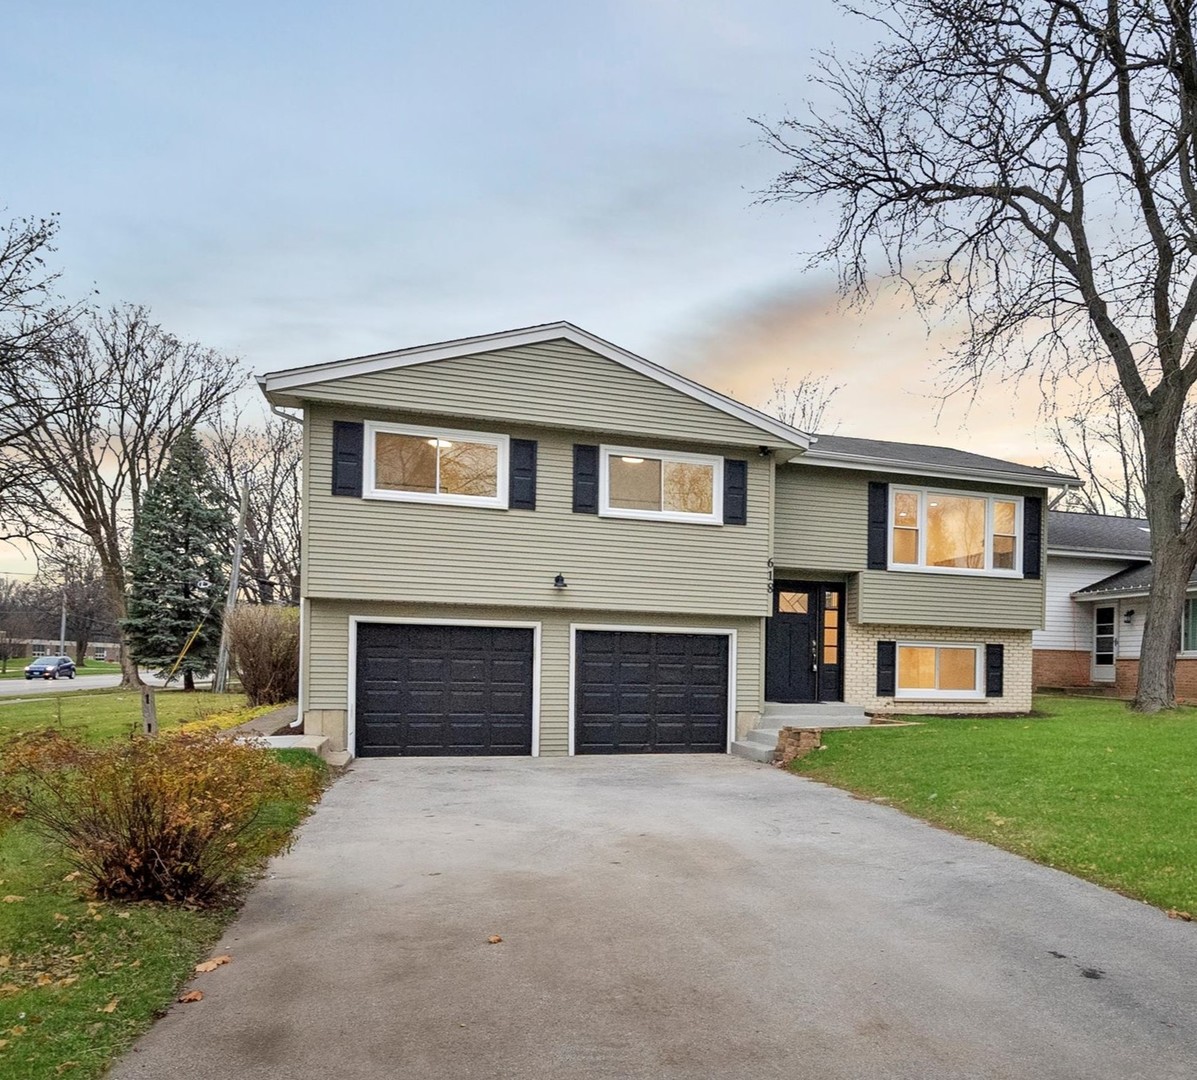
[{"x1": 141, "y1": 688, "x2": 158, "y2": 736}]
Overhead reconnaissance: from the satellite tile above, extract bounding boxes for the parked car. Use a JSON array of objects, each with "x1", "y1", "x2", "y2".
[{"x1": 24, "y1": 656, "x2": 76, "y2": 680}]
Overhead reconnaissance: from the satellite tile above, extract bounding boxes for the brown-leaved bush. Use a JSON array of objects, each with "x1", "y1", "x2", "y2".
[
  {"x1": 0, "y1": 730, "x2": 322, "y2": 905},
  {"x1": 227, "y1": 604, "x2": 300, "y2": 706}
]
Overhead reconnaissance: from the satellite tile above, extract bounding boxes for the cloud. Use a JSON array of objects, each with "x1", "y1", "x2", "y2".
[{"x1": 663, "y1": 276, "x2": 1056, "y2": 467}]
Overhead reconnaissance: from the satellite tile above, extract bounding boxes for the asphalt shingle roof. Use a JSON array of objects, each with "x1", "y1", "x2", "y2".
[
  {"x1": 1046, "y1": 511, "x2": 1152, "y2": 557},
  {"x1": 806, "y1": 433, "x2": 1078, "y2": 485}
]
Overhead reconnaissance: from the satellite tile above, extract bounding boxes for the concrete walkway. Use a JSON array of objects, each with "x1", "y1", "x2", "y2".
[{"x1": 112, "y1": 757, "x2": 1197, "y2": 1080}]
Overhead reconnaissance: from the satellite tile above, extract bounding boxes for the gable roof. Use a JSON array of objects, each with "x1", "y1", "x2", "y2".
[
  {"x1": 258, "y1": 321, "x2": 811, "y2": 451},
  {"x1": 1047, "y1": 511, "x2": 1152, "y2": 558},
  {"x1": 797, "y1": 433, "x2": 1081, "y2": 489}
]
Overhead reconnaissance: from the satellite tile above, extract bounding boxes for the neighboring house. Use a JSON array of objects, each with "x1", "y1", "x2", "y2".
[
  {"x1": 258, "y1": 323, "x2": 1079, "y2": 759},
  {"x1": 1034, "y1": 512, "x2": 1151, "y2": 690},
  {"x1": 1039, "y1": 509, "x2": 1197, "y2": 698},
  {"x1": 28, "y1": 640, "x2": 122, "y2": 662}
]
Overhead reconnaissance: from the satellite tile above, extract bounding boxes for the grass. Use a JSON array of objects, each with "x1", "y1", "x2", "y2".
[
  {"x1": 0, "y1": 690, "x2": 273, "y2": 744},
  {"x1": 0, "y1": 749, "x2": 327, "y2": 1079},
  {"x1": 791, "y1": 694, "x2": 1197, "y2": 913},
  {"x1": 0, "y1": 659, "x2": 123, "y2": 680}
]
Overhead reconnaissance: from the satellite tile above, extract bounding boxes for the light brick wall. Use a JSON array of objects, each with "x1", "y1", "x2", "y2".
[{"x1": 844, "y1": 621, "x2": 1034, "y2": 715}]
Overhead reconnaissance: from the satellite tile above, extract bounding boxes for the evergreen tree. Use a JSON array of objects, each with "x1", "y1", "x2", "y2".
[{"x1": 124, "y1": 429, "x2": 231, "y2": 690}]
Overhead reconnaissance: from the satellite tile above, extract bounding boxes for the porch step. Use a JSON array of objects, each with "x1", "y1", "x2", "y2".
[
  {"x1": 730, "y1": 739, "x2": 776, "y2": 763},
  {"x1": 761, "y1": 702, "x2": 871, "y2": 728}
]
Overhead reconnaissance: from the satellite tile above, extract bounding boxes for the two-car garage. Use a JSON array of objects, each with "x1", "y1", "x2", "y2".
[{"x1": 352, "y1": 621, "x2": 731, "y2": 757}]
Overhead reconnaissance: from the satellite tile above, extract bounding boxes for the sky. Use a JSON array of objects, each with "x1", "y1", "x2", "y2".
[{"x1": 0, "y1": 0, "x2": 1054, "y2": 576}]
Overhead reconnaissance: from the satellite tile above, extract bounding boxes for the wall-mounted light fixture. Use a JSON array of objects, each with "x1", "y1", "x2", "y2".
[
  {"x1": 1123, "y1": 609, "x2": 1135, "y2": 625},
  {"x1": 553, "y1": 573, "x2": 567, "y2": 589}
]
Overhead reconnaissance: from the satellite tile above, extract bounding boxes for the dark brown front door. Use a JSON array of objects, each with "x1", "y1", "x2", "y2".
[{"x1": 765, "y1": 581, "x2": 845, "y2": 703}]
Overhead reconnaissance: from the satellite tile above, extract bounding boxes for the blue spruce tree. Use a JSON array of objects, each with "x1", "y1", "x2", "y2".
[{"x1": 124, "y1": 429, "x2": 231, "y2": 690}]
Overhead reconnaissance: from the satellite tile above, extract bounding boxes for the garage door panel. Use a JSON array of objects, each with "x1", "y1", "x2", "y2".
[
  {"x1": 355, "y1": 624, "x2": 534, "y2": 756},
  {"x1": 575, "y1": 631, "x2": 729, "y2": 754}
]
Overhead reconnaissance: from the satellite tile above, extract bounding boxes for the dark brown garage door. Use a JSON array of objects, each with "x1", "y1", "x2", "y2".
[
  {"x1": 355, "y1": 623, "x2": 534, "y2": 756},
  {"x1": 574, "y1": 630, "x2": 729, "y2": 754}
]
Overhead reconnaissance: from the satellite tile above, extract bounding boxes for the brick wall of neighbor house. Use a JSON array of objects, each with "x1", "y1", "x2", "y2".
[
  {"x1": 1111, "y1": 657, "x2": 1197, "y2": 701},
  {"x1": 844, "y1": 622, "x2": 1034, "y2": 714},
  {"x1": 1033, "y1": 649, "x2": 1092, "y2": 688}
]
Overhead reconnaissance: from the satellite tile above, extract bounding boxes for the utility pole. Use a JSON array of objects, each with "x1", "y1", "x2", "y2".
[
  {"x1": 58, "y1": 588, "x2": 66, "y2": 655},
  {"x1": 213, "y1": 477, "x2": 249, "y2": 694}
]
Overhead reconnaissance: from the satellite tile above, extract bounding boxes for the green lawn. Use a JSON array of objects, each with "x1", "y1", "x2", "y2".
[
  {"x1": 0, "y1": 658, "x2": 123, "y2": 679},
  {"x1": 791, "y1": 694, "x2": 1197, "y2": 913},
  {"x1": 0, "y1": 750, "x2": 326, "y2": 1078},
  {"x1": 0, "y1": 690, "x2": 259, "y2": 743}
]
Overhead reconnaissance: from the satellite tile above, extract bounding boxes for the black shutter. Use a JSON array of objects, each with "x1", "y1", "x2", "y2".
[
  {"x1": 332, "y1": 421, "x2": 364, "y2": 497},
  {"x1": 723, "y1": 459, "x2": 748, "y2": 525},
  {"x1": 876, "y1": 640, "x2": 897, "y2": 696},
  {"x1": 867, "y1": 481, "x2": 889, "y2": 570},
  {"x1": 985, "y1": 644, "x2": 1005, "y2": 697},
  {"x1": 573, "y1": 445, "x2": 599, "y2": 514},
  {"x1": 509, "y1": 439, "x2": 538, "y2": 510},
  {"x1": 1023, "y1": 495, "x2": 1043, "y2": 579}
]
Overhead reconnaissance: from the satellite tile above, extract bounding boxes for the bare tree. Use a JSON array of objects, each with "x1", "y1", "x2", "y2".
[
  {"x1": 32, "y1": 539, "x2": 120, "y2": 665},
  {"x1": 0, "y1": 211, "x2": 82, "y2": 538},
  {"x1": 764, "y1": 371, "x2": 842, "y2": 433},
  {"x1": 0, "y1": 305, "x2": 243, "y2": 686},
  {"x1": 209, "y1": 411, "x2": 302, "y2": 605},
  {"x1": 758, "y1": 0, "x2": 1197, "y2": 711}
]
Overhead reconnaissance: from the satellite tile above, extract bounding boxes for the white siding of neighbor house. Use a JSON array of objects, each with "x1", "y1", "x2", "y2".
[{"x1": 1033, "y1": 555, "x2": 1139, "y2": 651}]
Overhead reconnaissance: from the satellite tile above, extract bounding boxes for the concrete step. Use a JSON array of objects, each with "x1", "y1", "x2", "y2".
[
  {"x1": 730, "y1": 739, "x2": 775, "y2": 763},
  {"x1": 746, "y1": 727, "x2": 784, "y2": 747},
  {"x1": 762, "y1": 702, "x2": 871, "y2": 728}
]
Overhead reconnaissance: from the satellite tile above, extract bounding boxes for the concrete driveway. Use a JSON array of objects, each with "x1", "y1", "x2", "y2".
[{"x1": 113, "y1": 757, "x2": 1197, "y2": 1080}]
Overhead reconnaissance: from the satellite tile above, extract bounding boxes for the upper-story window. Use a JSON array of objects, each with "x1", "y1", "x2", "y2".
[
  {"x1": 889, "y1": 487, "x2": 1021, "y2": 575},
  {"x1": 364, "y1": 421, "x2": 509, "y2": 508},
  {"x1": 599, "y1": 445, "x2": 723, "y2": 524}
]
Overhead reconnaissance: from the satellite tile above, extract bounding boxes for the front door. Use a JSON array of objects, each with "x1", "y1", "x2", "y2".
[
  {"x1": 1092, "y1": 605, "x2": 1117, "y2": 683},
  {"x1": 765, "y1": 581, "x2": 845, "y2": 703}
]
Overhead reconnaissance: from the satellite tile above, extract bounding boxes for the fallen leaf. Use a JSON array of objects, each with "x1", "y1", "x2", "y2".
[
  {"x1": 98, "y1": 999, "x2": 118, "y2": 1014},
  {"x1": 57, "y1": 976, "x2": 78, "y2": 988},
  {"x1": 1, "y1": 897, "x2": 24, "y2": 904},
  {"x1": 0, "y1": 985, "x2": 20, "y2": 997},
  {"x1": 10, "y1": 1026, "x2": 25, "y2": 1036},
  {"x1": 35, "y1": 974, "x2": 53, "y2": 987},
  {"x1": 177, "y1": 990, "x2": 204, "y2": 1004},
  {"x1": 0, "y1": 956, "x2": 8, "y2": 968},
  {"x1": 194, "y1": 955, "x2": 232, "y2": 974},
  {"x1": 487, "y1": 935, "x2": 503, "y2": 945},
  {"x1": 53, "y1": 914, "x2": 68, "y2": 923},
  {"x1": 1167, "y1": 908, "x2": 1193, "y2": 921},
  {"x1": 62, "y1": 871, "x2": 81, "y2": 883},
  {"x1": 56, "y1": 1063, "x2": 79, "y2": 1074},
  {"x1": 0, "y1": 1039, "x2": 7, "y2": 1050},
  {"x1": 116, "y1": 912, "x2": 130, "y2": 919}
]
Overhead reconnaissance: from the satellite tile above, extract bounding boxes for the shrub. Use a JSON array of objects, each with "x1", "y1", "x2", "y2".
[
  {"x1": 226, "y1": 604, "x2": 300, "y2": 706},
  {"x1": 0, "y1": 729, "x2": 322, "y2": 905}
]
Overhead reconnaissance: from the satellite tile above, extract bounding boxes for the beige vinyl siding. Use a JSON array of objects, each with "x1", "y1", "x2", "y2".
[
  {"x1": 305, "y1": 598, "x2": 762, "y2": 756},
  {"x1": 295, "y1": 339, "x2": 791, "y2": 448},
  {"x1": 774, "y1": 466, "x2": 870, "y2": 570},
  {"x1": 304, "y1": 405, "x2": 772, "y2": 617},
  {"x1": 855, "y1": 571, "x2": 1045, "y2": 629},
  {"x1": 774, "y1": 464, "x2": 1048, "y2": 630}
]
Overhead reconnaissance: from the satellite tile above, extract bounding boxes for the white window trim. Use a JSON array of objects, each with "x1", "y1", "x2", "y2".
[
  {"x1": 887, "y1": 486, "x2": 1023, "y2": 578},
  {"x1": 598, "y1": 444, "x2": 724, "y2": 525},
  {"x1": 363, "y1": 420, "x2": 510, "y2": 509},
  {"x1": 894, "y1": 641, "x2": 985, "y2": 701}
]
